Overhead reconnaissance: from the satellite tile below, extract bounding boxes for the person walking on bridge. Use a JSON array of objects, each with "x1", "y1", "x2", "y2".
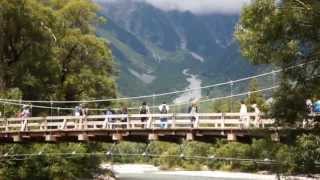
[
  {"x1": 139, "y1": 102, "x2": 150, "y2": 128},
  {"x1": 159, "y1": 102, "x2": 169, "y2": 128},
  {"x1": 105, "y1": 108, "x2": 115, "y2": 129},
  {"x1": 188, "y1": 101, "x2": 199, "y2": 128},
  {"x1": 251, "y1": 104, "x2": 261, "y2": 128},
  {"x1": 74, "y1": 104, "x2": 86, "y2": 129},
  {"x1": 119, "y1": 106, "x2": 128, "y2": 129},
  {"x1": 239, "y1": 101, "x2": 248, "y2": 128},
  {"x1": 19, "y1": 104, "x2": 31, "y2": 131},
  {"x1": 20, "y1": 104, "x2": 31, "y2": 118}
]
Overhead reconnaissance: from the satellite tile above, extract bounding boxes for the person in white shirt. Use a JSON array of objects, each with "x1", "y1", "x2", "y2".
[
  {"x1": 105, "y1": 108, "x2": 115, "y2": 129},
  {"x1": 159, "y1": 102, "x2": 169, "y2": 128},
  {"x1": 74, "y1": 105, "x2": 81, "y2": 117},
  {"x1": 306, "y1": 99, "x2": 313, "y2": 113},
  {"x1": 239, "y1": 101, "x2": 248, "y2": 128},
  {"x1": 251, "y1": 104, "x2": 261, "y2": 127}
]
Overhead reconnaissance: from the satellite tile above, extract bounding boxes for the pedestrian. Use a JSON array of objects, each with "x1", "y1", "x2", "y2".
[
  {"x1": 119, "y1": 106, "x2": 128, "y2": 129},
  {"x1": 74, "y1": 105, "x2": 81, "y2": 117},
  {"x1": 105, "y1": 108, "x2": 114, "y2": 129},
  {"x1": 139, "y1": 102, "x2": 150, "y2": 128},
  {"x1": 74, "y1": 104, "x2": 85, "y2": 129},
  {"x1": 159, "y1": 102, "x2": 169, "y2": 128},
  {"x1": 188, "y1": 101, "x2": 198, "y2": 128},
  {"x1": 82, "y1": 104, "x2": 89, "y2": 116},
  {"x1": 251, "y1": 104, "x2": 261, "y2": 128},
  {"x1": 20, "y1": 104, "x2": 31, "y2": 118},
  {"x1": 239, "y1": 101, "x2": 248, "y2": 128},
  {"x1": 305, "y1": 99, "x2": 313, "y2": 114}
]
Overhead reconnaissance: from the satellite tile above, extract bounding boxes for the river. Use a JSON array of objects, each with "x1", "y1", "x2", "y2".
[
  {"x1": 104, "y1": 164, "x2": 277, "y2": 180},
  {"x1": 174, "y1": 69, "x2": 202, "y2": 104}
]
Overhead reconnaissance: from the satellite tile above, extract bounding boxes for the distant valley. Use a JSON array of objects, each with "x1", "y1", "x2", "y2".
[{"x1": 97, "y1": 0, "x2": 264, "y2": 101}]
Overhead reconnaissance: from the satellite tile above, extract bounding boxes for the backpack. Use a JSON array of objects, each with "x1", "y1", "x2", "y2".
[
  {"x1": 140, "y1": 106, "x2": 147, "y2": 114},
  {"x1": 160, "y1": 105, "x2": 167, "y2": 114}
]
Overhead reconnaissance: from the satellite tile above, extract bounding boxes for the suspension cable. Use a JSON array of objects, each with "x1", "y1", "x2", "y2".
[{"x1": 0, "y1": 60, "x2": 316, "y2": 104}]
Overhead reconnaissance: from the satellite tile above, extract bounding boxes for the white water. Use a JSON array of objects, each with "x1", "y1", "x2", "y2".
[{"x1": 174, "y1": 69, "x2": 202, "y2": 104}]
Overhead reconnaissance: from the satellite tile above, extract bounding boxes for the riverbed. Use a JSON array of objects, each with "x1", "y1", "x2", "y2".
[{"x1": 174, "y1": 69, "x2": 202, "y2": 104}]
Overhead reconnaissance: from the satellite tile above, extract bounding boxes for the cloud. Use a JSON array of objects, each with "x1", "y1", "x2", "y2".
[
  {"x1": 97, "y1": 0, "x2": 251, "y2": 15},
  {"x1": 144, "y1": 0, "x2": 250, "y2": 14}
]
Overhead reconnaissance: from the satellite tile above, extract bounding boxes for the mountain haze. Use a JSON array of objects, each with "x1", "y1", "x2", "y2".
[{"x1": 97, "y1": 0, "x2": 260, "y2": 98}]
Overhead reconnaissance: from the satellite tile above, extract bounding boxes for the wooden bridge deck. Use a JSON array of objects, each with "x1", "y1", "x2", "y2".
[{"x1": 0, "y1": 113, "x2": 276, "y2": 142}]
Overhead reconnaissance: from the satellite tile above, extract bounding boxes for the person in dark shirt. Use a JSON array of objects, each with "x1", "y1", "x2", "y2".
[
  {"x1": 139, "y1": 102, "x2": 150, "y2": 128},
  {"x1": 188, "y1": 101, "x2": 198, "y2": 128}
]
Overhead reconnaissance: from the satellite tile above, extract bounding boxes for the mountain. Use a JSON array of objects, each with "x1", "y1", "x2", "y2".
[{"x1": 96, "y1": 0, "x2": 263, "y2": 100}]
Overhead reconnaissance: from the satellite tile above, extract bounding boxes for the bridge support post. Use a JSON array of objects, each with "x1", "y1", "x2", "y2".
[
  {"x1": 186, "y1": 133, "x2": 194, "y2": 141},
  {"x1": 78, "y1": 134, "x2": 88, "y2": 141},
  {"x1": 227, "y1": 133, "x2": 237, "y2": 141},
  {"x1": 221, "y1": 113, "x2": 225, "y2": 129},
  {"x1": 148, "y1": 133, "x2": 158, "y2": 141},
  {"x1": 45, "y1": 135, "x2": 57, "y2": 142},
  {"x1": 60, "y1": 119, "x2": 67, "y2": 130},
  {"x1": 20, "y1": 118, "x2": 28, "y2": 131},
  {"x1": 112, "y1": 134, "x2": 122, "y2": 141},
  {"x1": 195, "y1": 115, "x2": 199, "y2": 128},
  {"x1": 147, "y1": 116, "x2": 152, "y2": 129},
  {"x1": 13, "y1": 135, "x2": 21, "y2": 142},
  {"x1": 171, "y1": 114, "x2": 176, "y2": 128}
]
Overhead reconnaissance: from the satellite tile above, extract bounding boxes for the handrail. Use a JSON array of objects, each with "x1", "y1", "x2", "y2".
[{"x1": 0, "y1": 113, "x2": 275, "y2": 133}]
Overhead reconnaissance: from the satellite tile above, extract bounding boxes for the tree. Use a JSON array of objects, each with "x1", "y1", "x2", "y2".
[
  {"x1": 0, "y1": 0, "x2": 117, "y2": 179},
  {"x1": 236, "y1": 0, "x2": 320, "y2": 124},
  {"x1": 0, "y1": 0, "x2": 58, "y2": 97},
  {"x1": 0, "y1": 0, "x2": 116, "y2": 109},
  {"x1": 295, "y1": 134, "x2": 320, "y2": 174},
  {"x1": 0, "y1": 143, "x2": 103, "y2": 179},
  {"x1": 244, "y1": 79, "x2": 267, "y2": 112}
]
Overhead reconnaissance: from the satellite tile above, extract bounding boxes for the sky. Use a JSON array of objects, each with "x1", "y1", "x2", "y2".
[{"x1": 98, "y1": 0, "x2": 251, "y2": 15}]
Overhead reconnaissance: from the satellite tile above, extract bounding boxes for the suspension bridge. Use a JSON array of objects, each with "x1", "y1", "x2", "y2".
[
  {"x1": 0, "y1": 61, "x2": 317, "y2": 143},
  {"x1": 0, "y1": 112, "x2": 278, "y2": 143}
]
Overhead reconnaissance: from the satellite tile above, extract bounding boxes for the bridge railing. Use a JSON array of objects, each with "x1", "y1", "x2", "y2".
[{"x1": 0, "y1": 113, "x2": 274, "y2": 132}]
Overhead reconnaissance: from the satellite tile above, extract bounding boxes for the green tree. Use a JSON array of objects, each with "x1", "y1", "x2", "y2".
[
  {"x1": 0, "y1": 0, "x2": 117, "y2": 179},
  {"x1": 0, "y1": 0, "x2": 116, "y2": 108},
  {"x1": 244, "y1": 79, "x2": 267, "y2": 112},
  {"x1": 236, "y1": 0, "x2": 320, "y2": 124},
  {"x1": 295, "y1": 134, "x2": 320, "y2": 174}
]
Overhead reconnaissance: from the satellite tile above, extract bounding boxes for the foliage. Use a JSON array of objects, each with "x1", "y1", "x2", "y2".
[
  {"x1": 244, "y1": 79, "x2": 268, "y2": 112},
  {"x1": 0, "y1": 0, "x2": 117, "y2": 179},
  {"x1": 0, "y1": 88, "x2": 22, "y2": 117},
  {"x1": 295, "y1": 134, "x2": 320, "y2": 174},
  {"x1": 0, "y1": 0, "x2": 116, "y2": 109},
  {"x1": 236, "y1": 0, "x2": 320, "y2": 125},
  {"x1": 0, "y1": 143, "x2": 102, "y2": 180},
  {"x1": 1, "y1": 136, "x2": 320, "y2": 178}
]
